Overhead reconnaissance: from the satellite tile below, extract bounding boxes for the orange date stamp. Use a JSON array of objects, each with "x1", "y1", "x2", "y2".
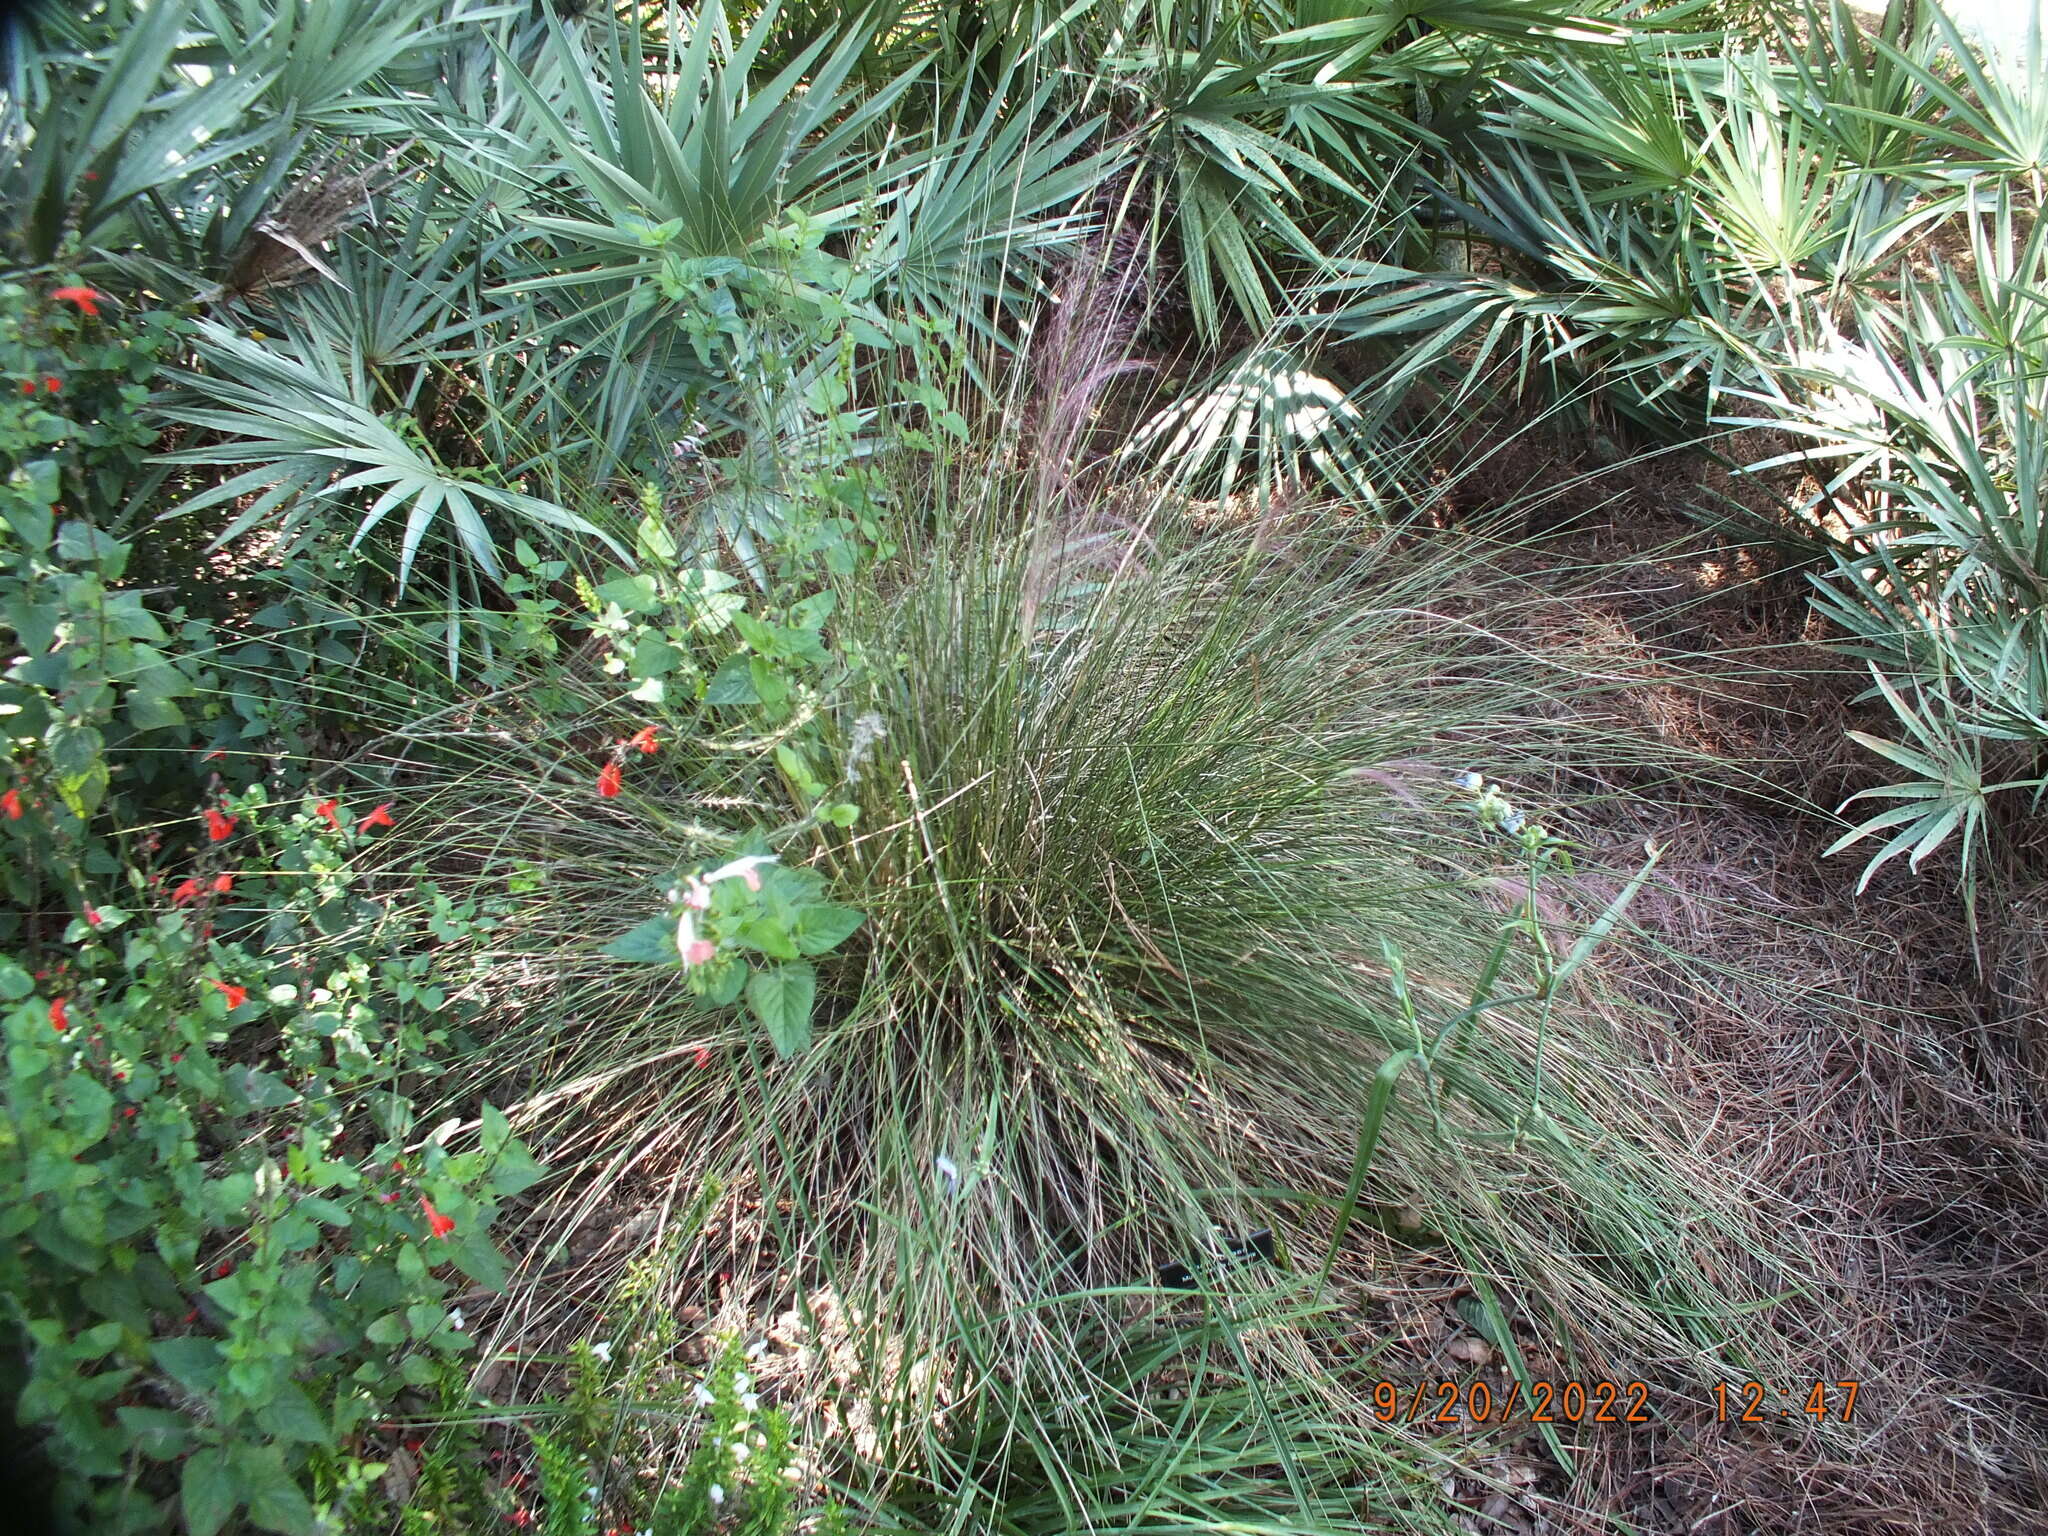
[
  {"x1": 1370, "y1": 1379, "x2": 1652, "y2": 1425},
  {"x1": 1367, "y1": 1379, "x2": 1864, "y2": 1426}
]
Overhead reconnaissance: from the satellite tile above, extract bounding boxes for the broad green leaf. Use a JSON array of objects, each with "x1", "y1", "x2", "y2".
[
  {"x1": 747, "y1": 963, "x2": 816, "y2": 1058},
  {"x1": 180, "y1": 1448, "x2": 235, "y2": 1536},
  {"x1": 595, "y1": 573, "x2": 662, "y2": 613},
  {"x1": 603, "y1": 915, "x2": 679, "y2": 964},
  {"x1": 791, "y1": 902, "x2": 864, "y2": 956}
]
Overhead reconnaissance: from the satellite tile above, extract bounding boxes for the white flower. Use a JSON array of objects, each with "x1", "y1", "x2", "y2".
[
  {"x1": 692, "y1": 1383, "x2": 715, "y2": 1407},
  {"x1": 678, "y1": 910, "x2": 716, "y2": 968},
  {"x1": 745, "y1": 1338, "x2": 769, "y2": 1360},
  {"x1": 588, "y1": 1340, "x2": 612, "y2": 1363},
  {"x1": 739, "y1": 1391, "x2": 759, "y2": 1412},
  {"x1": 584, "y1": 1484, "x2": 601, "y2": 1502},
  {"x1": 934, "y1": 1154, "x2": 961, "y2": 1196},
  {"x1": 708, "y1": 1484, "x2": 726, "y2": 1506},
  {"x1": 703, "y1": 854, "x2": 777, "y2": 892},
  {"x1": 1501, "y1": 811, "x2": 1526, "y2": 835},
  {"x1": 1457, "y1": 770, "x2": 1484, "y2": 793},
  {"x1": 732, "y1": 1370, "x2": 751, "y2": 1393},
  {"x1": 447, "y1": 1307, "x2": 466, "y2": 1333},
  {"x1": 732, "y1": 1442, "x2": 750, "y2": 1463}
]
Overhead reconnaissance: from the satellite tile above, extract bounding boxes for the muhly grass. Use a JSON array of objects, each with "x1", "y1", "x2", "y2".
[{"x1": 366, "y1": 500, "x2": 1810, "y2": 1521}]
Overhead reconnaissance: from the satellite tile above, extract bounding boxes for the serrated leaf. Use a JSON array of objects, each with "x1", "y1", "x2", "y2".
[
  {"x1": 791, "y1": 902, "x2": 864, "y2": 956},
  {"x1": 704, "y1": 656, "x2": 757, "y2": 704},
  {"x1": 747, "y1": 963, "x2": 816, "y2": 1058},
  {"x1": 115, "y1": 1406, "x2": 193, "y2": 1460},
  {"x1": 181, "y1": 1448, "x2": 235, "y2": 1536},
  {"x1": 603, "y1": 915, "x2": 679, "y2": 964}
]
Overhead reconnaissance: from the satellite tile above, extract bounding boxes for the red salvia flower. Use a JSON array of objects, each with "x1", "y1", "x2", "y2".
[
  {"x1": 314, "y1": 798, "x2": 340, "y2": 830},
  {"x1": 597, "y1": 761, "x2": 623, "y2": 798},
  {"x1": 84, "y1": 905, "x2": 101, "y2": 926},
  {"x1": 43, "y1": 377, "x2": 60, "y2": 394},
  {"x1": 49, "y1": 998, "x2": 69, "y2": 1033},
  {"x1": 211, "y1": 873, "x2": 233, "y2": 895},
  {"x1": 170, "y1": 878, "x2": 203, "y2": 906},
  {"x1": 17, "y1": 381, "x2": 31, "y2": 396},
  {"x1": 419, "y1": 1197, "x2": 456, "y2": 1239},
  {"x1": 51, "y1": 286, "x2": 101, "y2": 317},
  {"x1": 627, "y1": 725, "x2": 659, "y2": 755},
  {"x1": 1, "y1": 788, "x2": 21, "y2": 819},
  {"x1": 209, "y1": 979, "x2": 248, "y2": 1009},
  {"x1": 204, "y1": 808, "x2": 237, "y2": 842},
  {"x1": 358, "y1": 802, "x2": 395, "y2": 832}
]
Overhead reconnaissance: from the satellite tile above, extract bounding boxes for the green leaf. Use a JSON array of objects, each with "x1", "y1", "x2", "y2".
[
  {"x1": 4, "y1": 598, "x2": 61, "y2": 655},
  {"x1": 746, "y1": 963, "x2": 816, "y2": 1058},
  {"x1": 603, "y1": 915, "x2": 679, "y2": 964},
  {"x1": 634, "y1": 634, "x2": 681, "y2": 677},
  {"x1": 595, "y1": 573, "x2": 662, "y2": 613},
  {"x1": 56, "y1": 519, "x2": 129, "y2": 570},
  {"x1": 181, "y1": 1448, "x2": 236, "y2": 1536},
  {"x1": 635, "y1": 512, "x2": 677, "y2": 564},
  {"x1": 115, "y1": 1406, "x2": 193, "y2": 1461},
  {"x1": 489, "y1": 1140, "x2": 548, "y2": 1200},
  {"x1": 233, "y1": 1442, "x2": 316, "y2": 1534},
  {"x1": 791, "y1": 902, "x2": 864, "y2": 956},
  {"x1": 480, "y1": 1102, "x2": 512, "y2": 1157},
  {"x1": 46, "y1": 720, "x2": 104, "y2": 779},
  {"x1": 704, "y1": 656, "x2": 757, "y2": 705},
  {"x1": 104, "y1": 592, "x2": 166, "y2": 641},
  {"x1": 703, "y1": 958, "x2": 747, "y2": 1006},
  {"x1": 263, "y1": 1382, "x2": 332, "y2": 1446},
  {"x1": 127, "y1": 661, "x2": 191, "y2": 729},
  {"x1": 735, "y1": 914, "x2": 798, "y2": 961},
  {"x1": 450, "y1": 1231, "x2": 510, "y2": 1292},
  {"x1": 61, "y1": 1074, "x2": 114, "y2": 1142}
]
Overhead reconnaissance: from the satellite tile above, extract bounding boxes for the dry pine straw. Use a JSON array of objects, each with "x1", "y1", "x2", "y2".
[{"x1": 1463, "y1": 490, "x2": 2048, "y2": 1535}]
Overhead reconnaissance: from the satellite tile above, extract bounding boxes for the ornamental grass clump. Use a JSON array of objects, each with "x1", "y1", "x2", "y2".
[{"x1": 402, "y1": 487, "x2": 1794, "y2": 1514}]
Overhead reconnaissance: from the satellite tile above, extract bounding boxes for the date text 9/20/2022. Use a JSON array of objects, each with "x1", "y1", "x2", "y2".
[{"x1": 1368, "y1": 1380, "x2": 1862, "y2": 1425}]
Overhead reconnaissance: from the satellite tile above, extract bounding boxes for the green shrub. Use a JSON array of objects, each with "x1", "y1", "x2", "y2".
[{"x1": 1, "y1": 783, "x2": 548, "y2": 1533}]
